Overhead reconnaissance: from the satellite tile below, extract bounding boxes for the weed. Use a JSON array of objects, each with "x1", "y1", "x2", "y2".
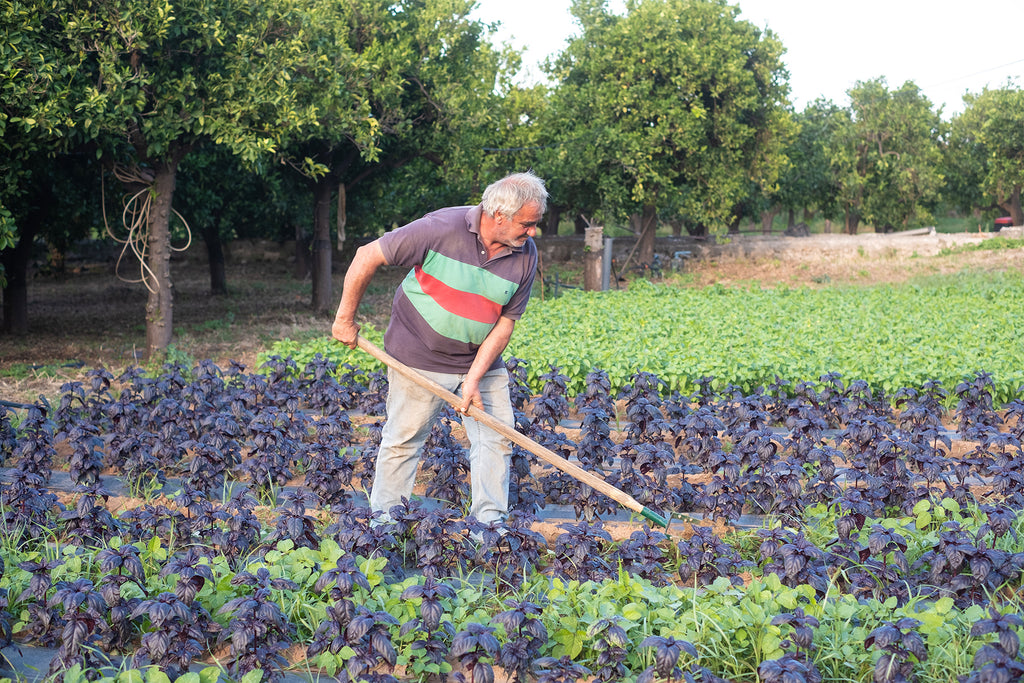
[
  {"x1": 192, "y1": 310, "x2": 236, "y2": 333},
  {"x1": 941, "y1": 237, "x2": 1024, "y2": 255}
]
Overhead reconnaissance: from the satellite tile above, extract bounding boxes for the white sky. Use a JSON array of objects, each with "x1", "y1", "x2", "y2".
[{"x1": 472, "y1": 0, "x2": 1024, "y2": 118}]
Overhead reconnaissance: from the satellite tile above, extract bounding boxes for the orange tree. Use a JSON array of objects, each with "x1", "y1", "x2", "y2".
[
  {"x1": 946, "y1": 86, "x2": 1024, "y2": 226},
  {"x1": 64, "y1": 0, "x2": 378, "y2": 357},
  {"x1": 542, "y1": 0, "x2": 792, "y2": 258},
  {"x1": 823, "y1": 78, "x2": 944, "y2": 234},
  {"x1": 0, "y1": 0, "x2": 85, "y2": 329},
  {"x1": 276, "y1": 0, "x2": 509, "y2": 313}
]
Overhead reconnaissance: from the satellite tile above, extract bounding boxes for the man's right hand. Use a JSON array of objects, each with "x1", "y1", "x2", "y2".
[{"x1": 332, "y1": 319, "x2": 360, "y2": 349}]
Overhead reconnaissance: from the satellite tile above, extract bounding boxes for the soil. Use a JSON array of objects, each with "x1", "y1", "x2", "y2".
[{"x1": 1, "y1": 229, "x2": 1022, "y2": 406}]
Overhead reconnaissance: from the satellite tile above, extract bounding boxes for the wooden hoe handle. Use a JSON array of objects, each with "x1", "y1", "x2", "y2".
[{"x1": 355, "y1": 335, "x2": 669, "y2": 528}]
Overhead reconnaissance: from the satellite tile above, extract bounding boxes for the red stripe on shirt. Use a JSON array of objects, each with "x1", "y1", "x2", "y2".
[{"x1": 414, "y1": 266, "x2": 503, "y2": 325}]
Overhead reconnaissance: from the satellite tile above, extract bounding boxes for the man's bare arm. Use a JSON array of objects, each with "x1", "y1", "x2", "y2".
[{"x1": 332, "y1": 241, "x2": 388, "y2": 348}]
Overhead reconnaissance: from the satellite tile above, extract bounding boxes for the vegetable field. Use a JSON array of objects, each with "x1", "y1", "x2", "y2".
[
  {"x1": 271, "y1": 271, "x2": 1024, "y2": 404},
  {"x1": 2, "y1": 342, "x2": 1024, "y2": 682},
  {"x1": 507, "y1": 272, "x2": 1024, "y2": 401}
]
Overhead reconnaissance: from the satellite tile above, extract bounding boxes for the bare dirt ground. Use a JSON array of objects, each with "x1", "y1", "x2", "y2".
[
  {"x1": 686, "y1": 227, "x2": 1024, "y2": 287},
  {"x1": 1, "y1": 229, "x2": 1021, "y2": 404}
]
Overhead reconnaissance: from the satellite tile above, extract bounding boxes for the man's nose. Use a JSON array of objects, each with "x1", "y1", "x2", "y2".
[{"x1": 526, "y1": 225, "x2": 537, "y2": 237}]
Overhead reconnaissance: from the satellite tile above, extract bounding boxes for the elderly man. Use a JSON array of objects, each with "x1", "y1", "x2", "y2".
[{"x1": 332, "y1": 171, "x2": 547, "y2": 524}]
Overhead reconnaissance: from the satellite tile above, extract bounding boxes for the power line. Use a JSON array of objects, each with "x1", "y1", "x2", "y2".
[{"x1": 924, "y1": 56, "x2": 1024, "y2": 88}]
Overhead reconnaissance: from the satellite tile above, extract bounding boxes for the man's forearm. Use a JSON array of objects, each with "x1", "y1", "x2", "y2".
[
  {"x1": 469, "y1": 317, "x2": 515, "y2": 380},
  {"x1": 457, "y1": 316, "x2": 516, "y2": 413},
  {"x1": 333, "y1": 241, "x2": 387, "y2": 345}
]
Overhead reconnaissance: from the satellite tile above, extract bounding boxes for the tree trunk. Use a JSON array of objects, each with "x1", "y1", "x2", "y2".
[
  {"x1": 760, "y1": 207, "x2": 780, "y2": 234},
  {"x1": 669, "y1": 219, "x2": 682, "y2": 237},
  {"x1": 787, "y1": 208, "x2": 796, "y2": 229},
  {"x1": 573, "y1": 214, "x2": 587, "y2": 236},
  {"x1": 202, "y1": 201, "x2": 227, "y2": 295},
  {"x1": 0, "y1": 178, "x2": 53, "y2": 335},
  {"x1": 687, "y1": 223, "x2": 709, "y2": 237},
  {"x1": 542, "y1": 204, "x2": 562, "y2": 238},
  {"x1": 293, "y1": 223, "x2": 310, "y2": 280},
  {"x1": 1005, "y1": 186, "x2": 1023, "y2": 226},
  {"x1": 145, "y1": 159, "x2": 180, "y2": 358},
  {"x1": 337, "y1": 182, "x2": 347, "y2": 253},
  {"x1": 311, "y1": 176, "x2": 334, "y2": 313},
  {"x1": 583, "y1": 225, "x2": 603, "y2": 291},
  {"x1": 634, "y1": 205, "x2": 657, "y2": 267},
  {"x1": 0, "y1": 228, "x2": 35, "y2": 335},
  {"x1": 203, "y1": 224, "x2": 228, "y2": 295},
  {"x1": 844, "y1": 210, "x2": 860, "y2": 235}
]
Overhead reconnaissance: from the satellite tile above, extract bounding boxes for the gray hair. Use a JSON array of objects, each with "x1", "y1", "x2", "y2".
[{"x1": 480, "y1": 171, "x2": 548, "y2": 217}]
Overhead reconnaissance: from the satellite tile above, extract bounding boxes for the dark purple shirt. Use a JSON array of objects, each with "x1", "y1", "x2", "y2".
[{"x1": 378, "y1": 205, "x2": 537, "y2": 373}]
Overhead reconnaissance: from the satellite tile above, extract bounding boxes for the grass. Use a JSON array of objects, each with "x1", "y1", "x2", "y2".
[
  {"x1": 2, "y1": 361, "x2": 85, "y2": 382},
  {"x1": 939, "y1": 236, "x2": 1024, "y2": 255}
]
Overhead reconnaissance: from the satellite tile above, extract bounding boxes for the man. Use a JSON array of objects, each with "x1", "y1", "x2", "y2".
[{"x1": 332, "y1": 171, "x2": 547, "y2": 524}]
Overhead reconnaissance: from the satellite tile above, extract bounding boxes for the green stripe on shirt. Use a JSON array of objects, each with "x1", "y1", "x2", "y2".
[{"x1": 420, "y1": 251, "x2": 520, "y2": 303}]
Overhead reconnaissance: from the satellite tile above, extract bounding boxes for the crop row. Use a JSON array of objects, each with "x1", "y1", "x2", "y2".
[
  {"x1": 2, "y1": 355, "x2": 1024, "y2": 680},
  {"x1": 1, "y1": 497, "x2": 1023, "y2": 683},
  {"x1": 274, "y1": 272, "x2": 1024, "y2": 402},
  {"x1": 3, "y1": 355, "x2": 1023, "y2": 524}
]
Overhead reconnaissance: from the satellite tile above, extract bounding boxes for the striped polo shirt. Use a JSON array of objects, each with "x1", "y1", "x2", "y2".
[{"x1": 378, "y1": 205, "x2": 538, "y2": 374}]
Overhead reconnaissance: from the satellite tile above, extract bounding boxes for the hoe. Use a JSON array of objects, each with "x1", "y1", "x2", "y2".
[{"x1": 356, "y1": 335, "x2": 670, "y2": 528}]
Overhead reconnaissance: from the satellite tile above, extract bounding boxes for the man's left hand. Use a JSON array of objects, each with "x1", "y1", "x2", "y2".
[{"x1": 460, "y1": 380, "x2": 484, "y2": 415}]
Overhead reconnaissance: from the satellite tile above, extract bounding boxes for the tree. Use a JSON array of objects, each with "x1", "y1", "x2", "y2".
[
  {"x1": 173, "y1": 149, "x2": 309, "y2": 294},
  {"x1": 280, "y1": 0, "x2": 506, "y2": 313},
  {"x1": 772, "y1": 99, "x2": 844, "y2": 229},
  {"x1": 64, "y1": 0, "x2": 328, "y2": 357},
  {"x1": 947, "y1": 86, "x2": 1024, "y2": 226},
  {"x1": 546, "y1": 0, "x2": 792, "y2": 260},
  {"x1": 826, "y1": 78, "x2": 944, "y2": 234},
  {"x1": 1, "y1": 0, "x2": 83, "y2": 329}
]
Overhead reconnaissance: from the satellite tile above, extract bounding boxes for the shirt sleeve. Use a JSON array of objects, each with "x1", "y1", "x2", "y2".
[{"x1": 377, "y1": 214, "x2": 438, "y2": 268}]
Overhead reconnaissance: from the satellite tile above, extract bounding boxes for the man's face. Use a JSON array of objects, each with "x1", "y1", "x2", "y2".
[{"x1": 494, "y1": 201, "x2": 544, "y2": 248}]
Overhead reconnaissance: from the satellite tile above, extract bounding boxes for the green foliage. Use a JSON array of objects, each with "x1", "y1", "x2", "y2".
[
  {"x1": 506, "y1": 273, "x2": 1024, "y2": 400},
  {"x1": 0, "y1": 0, "x2": 86, "y2": 282},
  {"x1": 948, "y1": 87, "x2": 1024, "y2": 222},
  {"x1": 269, "y1": 273, "x2": 1024, "y2": 402},
  {"x1": 277, "y1": 0, "x2": 506, "y2": 229},
  {"x1": 543, "y1": 0, "x2": 792, "y2": 229},
  {"x1": 938, "y1": 236, "x2": 1024, "y2": 254},
  {"x1": 55, "y1": 663, "x2": 230, "y2": 683},
  {"x1": 824, "y1": 78, "x2": 945, "y2": 232},
  {"x1": 3, "y1": 473, "x2": 1024, "y2": 682},
  {"x1": 773, "y1": 99, "x2": 847, "y2": 221},
  {"x1": 66, "y1": 0, "x2": 323, "y2": 164},
  {"x1": 260, "y1": 324, "x2": 385, "y2": 376}
]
